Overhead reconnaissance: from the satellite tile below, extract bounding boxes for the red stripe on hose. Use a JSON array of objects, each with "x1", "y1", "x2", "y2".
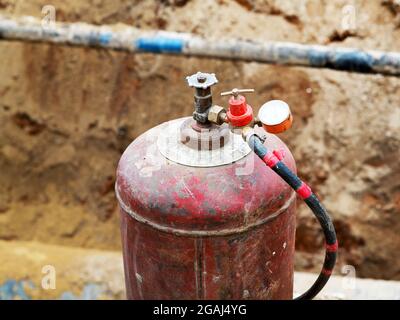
[
  {"x1": 322, "y1": 268, "x2": 333, "y2": 276},
  {"x1": 296, "y1": 182, "x2": 312, "y2": 199},
  {"x1": 272, "y1": 149, "x2": 285, "y2": 161},
  {"x1": 262, "y1": 153, "x2": 279, "y2": 168},
  {"x1": 326, "y1": 241, "x2": 338, "y2": 253}
]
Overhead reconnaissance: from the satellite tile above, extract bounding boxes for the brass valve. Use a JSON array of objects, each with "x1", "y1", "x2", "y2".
[{"x1": 208, "y1": 105, "x2": 227, "y2": 125}]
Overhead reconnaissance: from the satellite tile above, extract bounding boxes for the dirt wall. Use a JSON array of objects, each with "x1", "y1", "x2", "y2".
[{"x1": 0, "y1": 0, "x2": 400, "y2": 280}]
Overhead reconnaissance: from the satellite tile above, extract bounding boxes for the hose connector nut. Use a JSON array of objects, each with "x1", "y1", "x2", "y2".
[{"x1": 208, "y1": 105, "x2": 227, "y2": 125}]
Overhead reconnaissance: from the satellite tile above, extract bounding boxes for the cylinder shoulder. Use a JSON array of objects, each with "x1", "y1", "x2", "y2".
[{"x1": 116, "y1": 119, "x2": 296, "y2": 235}]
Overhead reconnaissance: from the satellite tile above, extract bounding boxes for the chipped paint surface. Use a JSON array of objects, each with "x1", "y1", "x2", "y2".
[{"x1": 116, "y1": 118, "x2": 297, "y2": 299}]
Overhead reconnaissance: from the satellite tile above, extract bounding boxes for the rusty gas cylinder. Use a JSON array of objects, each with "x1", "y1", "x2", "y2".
[{"x1": 115, "y1": 73, "x2": 297, "y2": 300}]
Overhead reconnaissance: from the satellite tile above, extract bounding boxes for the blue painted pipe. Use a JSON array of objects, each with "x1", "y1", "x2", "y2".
[{"x1": 1, "y1": 15, "x2": 400, "y2": 76}]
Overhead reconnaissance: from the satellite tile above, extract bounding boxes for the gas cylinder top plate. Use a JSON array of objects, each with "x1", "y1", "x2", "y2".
[{"x1": 157, "y1": 118, "x2": 252, "y2": 167}]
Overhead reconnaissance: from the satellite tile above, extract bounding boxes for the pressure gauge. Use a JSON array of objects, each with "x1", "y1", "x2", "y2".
[{"x1": 258, "y1": 100, "x2": 293, "y2": 134}]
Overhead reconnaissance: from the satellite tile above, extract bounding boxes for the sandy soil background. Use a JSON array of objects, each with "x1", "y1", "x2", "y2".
[{"x1": 0, "y1": 0, "x2": 399, "y2": 283}]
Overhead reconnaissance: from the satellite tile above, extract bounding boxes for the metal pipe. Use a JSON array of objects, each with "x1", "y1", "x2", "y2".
[{"x1": 1, "y1": 15, "x2": 400, "y2": 76}]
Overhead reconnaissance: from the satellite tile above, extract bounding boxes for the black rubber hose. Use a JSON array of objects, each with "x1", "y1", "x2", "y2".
[{"x1": 247, "y1": 134, "x2": 338, "y2": 300}]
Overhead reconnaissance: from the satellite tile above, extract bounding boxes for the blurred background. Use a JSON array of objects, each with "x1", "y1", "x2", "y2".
[{"x1": 0, "y1": 0, "x2": 399, "y2": 299}]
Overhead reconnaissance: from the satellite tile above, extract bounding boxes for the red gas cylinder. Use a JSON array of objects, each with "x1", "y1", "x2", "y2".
[{"x1": 116, "y1": 72, "x2": 297, "y2": 300}]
